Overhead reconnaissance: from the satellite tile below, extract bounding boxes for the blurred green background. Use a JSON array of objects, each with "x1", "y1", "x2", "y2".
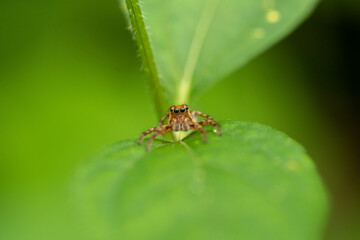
[{"x1": 0, "y1": 0, "x2": 359, "y2": 239}]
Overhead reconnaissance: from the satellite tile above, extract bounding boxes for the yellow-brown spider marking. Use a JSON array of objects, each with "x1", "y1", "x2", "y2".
[{"x1": 138, "y1": 104, "x2": 222, "y2": 151}]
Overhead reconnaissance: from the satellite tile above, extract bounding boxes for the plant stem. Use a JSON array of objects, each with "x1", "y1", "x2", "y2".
[{"x1": 125, "y1": 0, "x2": 168, "y2": 119}]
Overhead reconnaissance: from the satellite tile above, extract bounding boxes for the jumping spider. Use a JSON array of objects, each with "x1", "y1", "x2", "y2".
[{"x1": 138, "y1": 104, "x2": 222, "y2": 150}]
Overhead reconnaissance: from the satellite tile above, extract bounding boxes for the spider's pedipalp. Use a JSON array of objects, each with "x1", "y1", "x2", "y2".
[
  {"x1": 172, "y1": 123, "x2": 181, "y2": 131},
  {"x1": 182, "y1": 122, "x2": 190, "y2": 131}
]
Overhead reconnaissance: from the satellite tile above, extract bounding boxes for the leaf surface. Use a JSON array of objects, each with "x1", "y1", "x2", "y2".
[
  {"x1": 74, "y1": 121, "x2": 327, "y2": 240},
  {"x1": 140, "y1": 0, "x2": 318, "y2": 103}
]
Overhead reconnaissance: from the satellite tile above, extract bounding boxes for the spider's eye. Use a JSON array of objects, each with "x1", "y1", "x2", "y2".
[
  {"x1": 170, "y1": 108, "x2": 173, "y2": 112},
  {"x1": 174, "y1": 108, "x2": 179, "y2": 113},
  {"x1": 180, "y1": 107, "x2": 185, "y2": 113},
  {"x1": 185, "y1": 107, "x2": 189, "y2": 110}
]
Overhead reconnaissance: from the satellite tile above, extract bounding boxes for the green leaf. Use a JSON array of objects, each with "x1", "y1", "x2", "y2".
[
  {"x1": 137, "y1": 0, "x2": 318, "y2": 103},
  {"x1": 125, "y1": 0, "x2": 168, "y2": 117},
  {"x1": 74, "y1": 121, "x2": 328, "y2": 240}
]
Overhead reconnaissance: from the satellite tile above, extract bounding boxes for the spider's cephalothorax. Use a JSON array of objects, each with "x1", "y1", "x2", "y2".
[{"x1": 138, "y1": 104, "x2": 222, "y2": 150}]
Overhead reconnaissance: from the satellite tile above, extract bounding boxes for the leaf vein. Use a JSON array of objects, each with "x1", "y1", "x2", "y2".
[{"x1": 177, "y1": 0, "x2": 219, "y2": 103}]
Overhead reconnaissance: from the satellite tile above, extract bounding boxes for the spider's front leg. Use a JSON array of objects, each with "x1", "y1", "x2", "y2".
[
  {"x1": 138, "y1": 125, "x2": 172, "y2": 150},
  {"x1": 199, "y1": 119, "x2": 222, "y2": 136},
  {"x1": 158, "y1": 112, "x2": 169, "y2": 140},
  {"x1": 189, "y1": 123, "x2": 208, "y2": 143},
  {"x1": 191, "y1": 110, "x2": 222, "y2": 136},
  {"x1": 158, "y1": 112, "x2": 169, "y2": 126},
  {"x1": 191, "y1": 110, "x2": 215, "y2": 121},
  {"x1": 138, "y1": 127, "x2": 158, "y2": 145},
  {"x1": 145, "y1": 125, "x2": 172, "y2": 151}
]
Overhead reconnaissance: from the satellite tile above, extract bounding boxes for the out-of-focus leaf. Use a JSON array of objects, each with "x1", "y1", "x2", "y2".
[
  {"x1": 74, "y1": 121, "x2": 327, "y2": 240},
  {"x1": 139, "y1": 0, "x2": 318, "y2": 103}
]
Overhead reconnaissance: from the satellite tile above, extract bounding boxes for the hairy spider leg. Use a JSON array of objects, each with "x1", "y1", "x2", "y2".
[
  {"x1": 189, "y1": 123, "x2": 208, "y2": 143},
  {"x1": 138, "y1": 127, "x2": 157, "y2": 145},
  {"x1": 146, "y1": 125, "x2": 172, "y2": 151},
  {"x1": 199, "y1": 119, "x2": 222, "y2": 136},
  {"x1": 191, "y1": 110, "x2": 198, "y2": 122},
  {"x1": 158, "y1": 112, "x2": 169, "y2": 126},
  {"x1": 191, "y1": 110, "x2": 215, "y2": 121},
  {"x1": 157, "y1": 112, "x2": 170, "y2": 140}
]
